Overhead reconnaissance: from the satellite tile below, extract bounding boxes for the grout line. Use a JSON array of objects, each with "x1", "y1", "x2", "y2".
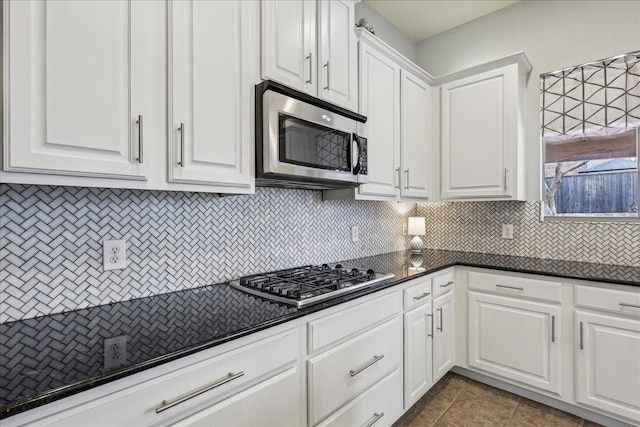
[
  {"x1": 505, "y1": 397, "x2": 522, "y2": 426},
  {"x1": 433, "y1": 375, "x2": 470, "y2": 426}
]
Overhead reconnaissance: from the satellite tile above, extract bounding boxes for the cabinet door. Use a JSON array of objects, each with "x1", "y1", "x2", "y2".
[
  {"x1": 4, "y1": 0, "x2": 150, "y2": 179},
  {"x1": 468, "y1": 292, "x2": 561, "y2": 394},
  {"x1": 440, "y1": 64, "x2": 518, "y2": 199},
  {"x1": 169, "y1": 0, "x2": 254, "y2": 187},
  {"x1": 404, "y1": 302, "x2": 433, "y2": 409},
  {"x1": 261, "y1": 0, "x2": 316, "y2": 94},
  {"x1": 576, "y1": 311, "x2": 640, "y2": 421},
  {"x1": 400, "y1": 70, "x2": 432, "y2": 200},
  {"x1": 433, "y1": 291, "x2": 455, "y2": 382},
  {"x1": 317, "y1": 0, "x2": 357, "y2": 111},
  {"x1": 170, "y1": 367, "x2": 302, "y2": 427},
  {"x1": 357, "y1": 43, "x2": 400, "y2": 199}
]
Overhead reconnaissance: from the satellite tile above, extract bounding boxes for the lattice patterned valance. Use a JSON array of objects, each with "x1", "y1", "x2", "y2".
[{"x1": 541, "y1": 52, "x2": 640, "y2": 137}]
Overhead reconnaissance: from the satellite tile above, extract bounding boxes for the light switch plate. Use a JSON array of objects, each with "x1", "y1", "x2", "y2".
[
  {"x1": 351, "y1": 225, "x2": 359, "y2": 242},
  {"x1": 103, "y1": 240, "x2": 127, "y2": 271}
]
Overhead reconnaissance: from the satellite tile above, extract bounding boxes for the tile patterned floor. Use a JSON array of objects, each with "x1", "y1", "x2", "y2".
[{"x1": 393, "y1": 373, "x2": 601, "y2": 427}]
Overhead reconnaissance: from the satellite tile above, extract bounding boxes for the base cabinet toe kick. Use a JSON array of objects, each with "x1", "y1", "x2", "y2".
[{"x1": 4, "y1": 268, "x2": 639, "y2": 427}]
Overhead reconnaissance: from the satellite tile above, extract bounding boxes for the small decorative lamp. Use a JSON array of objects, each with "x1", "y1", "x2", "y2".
[{"x1": 408, "y1": 216, "x2": 426, "y2": 254}]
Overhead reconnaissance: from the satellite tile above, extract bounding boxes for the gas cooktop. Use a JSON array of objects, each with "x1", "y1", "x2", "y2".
[{"x1": 230, "y1": 264, "x2": 395, "y2": 308}]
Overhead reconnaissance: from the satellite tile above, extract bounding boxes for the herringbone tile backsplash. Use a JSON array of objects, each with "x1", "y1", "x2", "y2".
[
  {"x1": 2, "y1": 184, "x2": 638, "y2": 323},
  {"x1": 0, "y1": 184, "x2": 415, "y2": 323},
  {"x1": 416, "y1": 201, "x2": 640, "y2": 267}
]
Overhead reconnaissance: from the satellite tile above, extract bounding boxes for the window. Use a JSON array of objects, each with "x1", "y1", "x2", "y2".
[{"x1": 541, "y1": 52, "x2": 639, "y2": 219}]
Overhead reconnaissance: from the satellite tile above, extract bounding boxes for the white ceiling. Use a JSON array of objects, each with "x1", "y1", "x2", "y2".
[{"x1": 364, "y1": 0, "x2": 520, "y2": 42}]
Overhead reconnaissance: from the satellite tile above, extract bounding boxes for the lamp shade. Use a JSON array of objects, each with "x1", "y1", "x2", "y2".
[{"x1": 407, "y1": 216, "x2": 426, "y2": 236}]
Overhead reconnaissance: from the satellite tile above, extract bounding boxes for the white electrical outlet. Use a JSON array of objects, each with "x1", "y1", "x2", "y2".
[
  {"x1": 501, "y1": 224, "x2": 514, "y2": 239},
  {"x1": 351, "y1": 225, "x2": 359, "y2": 242},
  {"x1": 402, "y1": 222, "x2": 408, "y2": 236},
  {"x1": 103, "y1": 240, "x2": 127, "y2": 271},
  {"x1": 104, "y1": 335, "x2": 127, "y2": 370}
]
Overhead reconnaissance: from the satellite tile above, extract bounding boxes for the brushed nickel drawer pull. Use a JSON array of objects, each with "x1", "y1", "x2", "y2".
[
  {"x1": 136, "y1": 115, "x2": 144, "y2": 163},
  {"x1": 437, "y1": 307, "x2": 443, "y2": 332},
  {"x1": 404, "y1": 169, "x2": 409, "y2": 189},
  {"x1": 413, "y1": 292, "x2": 430, "y2": 301},
  {"x1": 395, "y1": 168, "x2": 401, "y2": 189},
  {"x1": 306, "y1": 53, "x2": 313, "y2": 84},
  {"x1": 350, "y1": 355, "x2": 384, "y2": 377},
  {"x1": 551, "y1": 315, "x2": 555, "y2": 343},
  {"x1": 178, "y1": 123, "x2": 185, "y2": 167},
  {"x1": 579, "y1": 322, "x2": 584, "y2": 350},
  {"x1": 440, "y1": 281, "x2": 454, "y2": 288},
  {"x1": 495, "y1": 284, "x2": 524, "y2": 291},
  {"x1": 155, "y1": 371, "x2": 245, "y2": 414},
  {"x1": 427, "y1": 313, "x2": 433, "y2": 337},
  {"x1": 323, "y1": 60, "x2": 330, "y2": 90},
  {"x1": 620, "y1": 302, "x2": 640, "y2": 309},
  {"x1": 364, "y1": 412, "x2": 385, "y2": 427}
]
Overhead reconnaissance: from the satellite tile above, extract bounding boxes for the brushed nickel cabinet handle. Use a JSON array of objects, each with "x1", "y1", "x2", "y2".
[
  {"x1": 437, "y1": 307, "x2": 443, "y2": 332},
  {"x1": 136, "y1": 115, "x2": 144, "y2": 163},
  {"x1": 620, "y1": 302, "x2": 640, "y2": 309},
  {"x1": 350, "y1": 354, "x2": 384, "y2": 377},
  {"x1": 323, "y1": 60, "x2": 330, "y2": 90},
  {"x1": 504, "y1": 168, "x2": 508, "y2": 189},
  {"x1": 413, "y1": 292, "x2": 430, "y2": 301},
  {"x1": 178, "y1": 123, "x2": 185, "y2": 167},
  {"x1": 495, "y1": 284, "x2": 524, "y2": 291},
  {"x1": 579, "y1": 322, "x2": 584, "y2": 350},
  {"x1": 551, "y1": 315, "x2": 555, "y2": 343},
  {"x1": 427, "y1": 313, "x2": 433, "y2": 337},
  {"x1": 364, "y1": 412, "x2": 385, "y2": 427},
  {"x1": 404, "y1": 169, "x2": 409, "y2": 189},
  {"x1": 155, "y1": 371, "x2": 244, "y2": 414},
  {"x1": 395, "y1": 168, "x2": 401, "y2": 189},
  {"x1": 440, "y1": 281, "x2": 454, "y2": 288},
  {"x1": 306, "y1": 53, "x2": 312, "y2": 84}
]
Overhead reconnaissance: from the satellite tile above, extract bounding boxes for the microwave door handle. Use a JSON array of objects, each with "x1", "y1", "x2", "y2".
[{"x1": 352, "y1": 134, "x2": 361, "y2": 175}]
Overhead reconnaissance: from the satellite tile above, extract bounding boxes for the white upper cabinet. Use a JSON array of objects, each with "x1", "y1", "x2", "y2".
[
  {"x1": 261, "y1": 0, "x2": 357, "y2": 111},
  {"x1": 400, "y1": 70, "x2": 432, "y2": 200},
  {"x1": 323, "y1": 29, "x2": 435, "y2": 202},
  {"x1": 357, "y1": 40, "x2": 401, "y2": 198},
  {"x1": 439, "y1": 53, "x2": 531, "y2": 201},
  {"x1": 317, "y1": 0, "x2": 358, "y2": 111},
  {"x1": 169, "y1": 0, "x2": 254, "y2": 188},
  {"x1": 261, "y1": 0, "x2": 316, "y2": 94},
  {"x1": 4, "y1": 0, "x2": 152, "y2": 179}
]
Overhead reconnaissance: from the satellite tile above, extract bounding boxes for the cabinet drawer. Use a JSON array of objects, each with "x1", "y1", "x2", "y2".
[
  {"x1": 316, "y1": 368, "x2": 403, "y2": 427},
  {"x1": 308, "y1": 292, "x2": 400, "y2": 353},
  {"x1": 468, "y1": 271, "x2": 561, "y2": 303},
  {"x1": 34, "y1": 330, "x2": 299, "y2": 426},
  {"x1": 403, "y1": 278, "x2": 432, "y2": 310},
  {"x1": 575, "y1": 285, "x2": 640, "y2": 317},
  {"x1": 432, "y1": 271, "x2": 455, "y2": 298},
  {"x1": 308, "y1": 316, "x2": 402, "y2": 425}
]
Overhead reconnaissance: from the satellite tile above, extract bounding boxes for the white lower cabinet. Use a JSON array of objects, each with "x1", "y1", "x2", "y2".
[
  {"x1": 170, "y1": 366, "x2": 301, "y2": 427},
  {"x1": 433, "y1": 289, "x2": 455, "y2": 382},
  {"x1": 468, "y1": 291, "x2": 562, "y2": 394},
  {"x1": 316, "y1": 368, "x2": 403, "y2": 427},
  {"x1": 575, "y1": 286, "x2": 640, "y2": 423},
  {"x1": 307, "y1": 316, "x2": 402, "y2": 425},
  {"x1": 403, "y1": 301, "x2": 433, "y2": 409}
]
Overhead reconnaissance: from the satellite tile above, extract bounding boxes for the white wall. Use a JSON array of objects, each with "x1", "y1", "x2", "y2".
[
  {"x1": 355, "y1": 1, "x2": 417, "y2": 62},
  {"x1": 416, "y1": 0, "x2": 640, "y2": 200}
]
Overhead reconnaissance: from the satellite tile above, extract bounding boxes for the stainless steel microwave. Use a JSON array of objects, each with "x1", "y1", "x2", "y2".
[{"x1": 256, "y1": 81, "x2": 368, "y2": 190}]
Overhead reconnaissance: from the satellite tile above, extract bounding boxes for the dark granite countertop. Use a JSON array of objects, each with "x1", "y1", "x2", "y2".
[{"x1": 2, "y1": 249, "x2": 639, "y2": 419}]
